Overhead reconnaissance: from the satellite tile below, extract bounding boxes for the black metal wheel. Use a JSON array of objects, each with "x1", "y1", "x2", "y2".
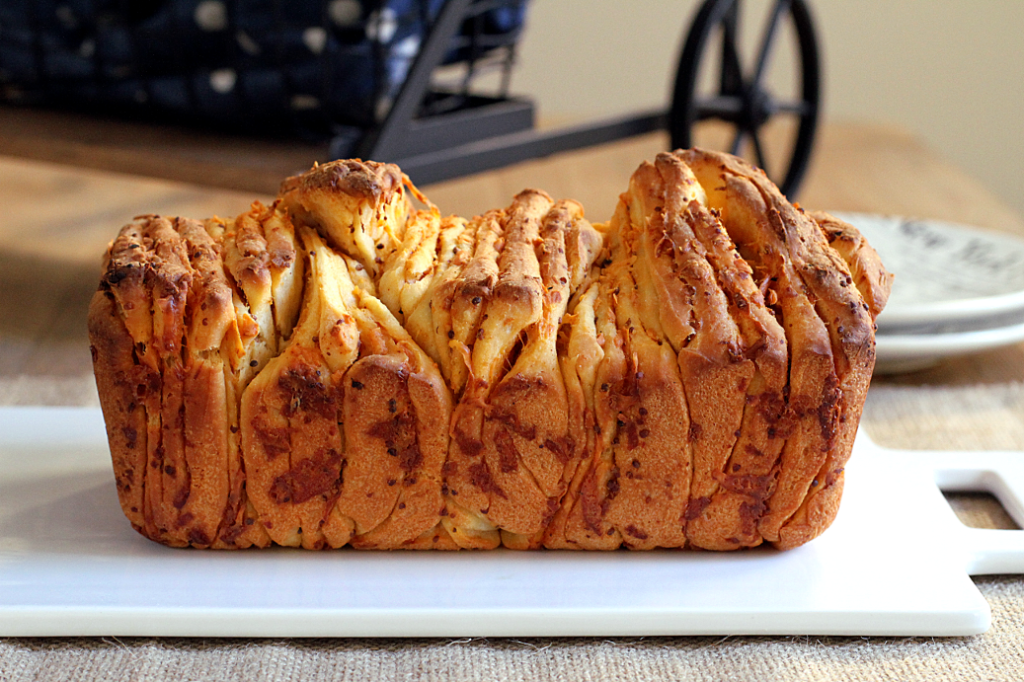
[{"x1": 670, "y1": 0, "x2": 820, "y2": 198}]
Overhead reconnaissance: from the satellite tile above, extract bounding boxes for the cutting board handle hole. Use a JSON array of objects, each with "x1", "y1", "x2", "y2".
[
  {"x1": 941, "y1": 491, "x2": 1021, "y2": 531},
  {"x1": 936, "y1": 467, "x2": 1024, "y2": 530}
]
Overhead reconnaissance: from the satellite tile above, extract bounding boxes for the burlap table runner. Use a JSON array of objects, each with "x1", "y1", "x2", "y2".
[{"x1": 1, "y1": 378, "x2": 1022, "y2": 681}]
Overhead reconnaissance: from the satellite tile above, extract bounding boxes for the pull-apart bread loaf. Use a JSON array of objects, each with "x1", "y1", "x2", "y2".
[{"x1": 89, "y1": 150, "x2": 891, "y2": 551}]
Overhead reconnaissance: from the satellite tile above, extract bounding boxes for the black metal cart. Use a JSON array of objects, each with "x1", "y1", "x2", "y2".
[
  {"x1": 354, "y1": 0, "x2": 821, "y2": 197},
  {"x1": 0, "y1": 0, "x2": 821, "y2": 196}
]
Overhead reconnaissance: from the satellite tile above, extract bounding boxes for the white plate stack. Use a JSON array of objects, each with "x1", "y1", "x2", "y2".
[{"x1": 832, "y1": 213, "x2": 1024, "y2": 374}]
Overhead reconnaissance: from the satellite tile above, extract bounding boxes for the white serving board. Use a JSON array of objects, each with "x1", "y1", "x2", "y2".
[{"x1": 2, "y1": 407, "x2": 1023, "y2": 638}]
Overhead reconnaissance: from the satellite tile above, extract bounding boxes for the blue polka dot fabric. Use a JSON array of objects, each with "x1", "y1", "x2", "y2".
[{"x1": 0, "y1": 0, "x2": 528, "y2": 137}]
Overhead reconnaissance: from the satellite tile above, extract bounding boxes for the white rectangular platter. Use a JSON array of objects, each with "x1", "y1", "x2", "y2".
[{"x1": 2, "y1": 407, "x2": 1023, "y2": 638}]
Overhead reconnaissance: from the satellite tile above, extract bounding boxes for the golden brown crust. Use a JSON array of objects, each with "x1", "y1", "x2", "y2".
[
  {"x1": 239, "y1": 226, "x2": 451, "y2": 549},
  {"x1": 679, "y1": 148, "x2": 879, "y2": 549},
  {"x1": 281, "y1": 159, "x2": 409, "y2": 280},
  {"x1": 88, "y1": 290, "x2": 150, "y2": 534},
  {"x1": 445, "y1": 191, "x2": 574, "y2": 540},
  {"x1": 288, "y1": 158, "x2": 404, "y2": 201},
  {"x1": 90, "y1": 150, "x2": 886, "y2": 552},
  {"x1": 809, "y1": 210, "x2": 893, "y2": 321},
  {"x1": 633, "y1": 155, "x2": 766, "y2": 550},
  {"x1": 91, "y1": 215, "x2": 246, "y2": 547}
]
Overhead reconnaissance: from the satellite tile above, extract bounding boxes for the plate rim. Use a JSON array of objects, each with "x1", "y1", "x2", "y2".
[{"x1": 875, "y1": 320, "x2": 1024, "y2": 362}]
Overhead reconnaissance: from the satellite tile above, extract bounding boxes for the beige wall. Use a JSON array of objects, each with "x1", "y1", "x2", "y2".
[{"x1": 510, "y1": 0, "x2": 1024, "y2": 219}]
